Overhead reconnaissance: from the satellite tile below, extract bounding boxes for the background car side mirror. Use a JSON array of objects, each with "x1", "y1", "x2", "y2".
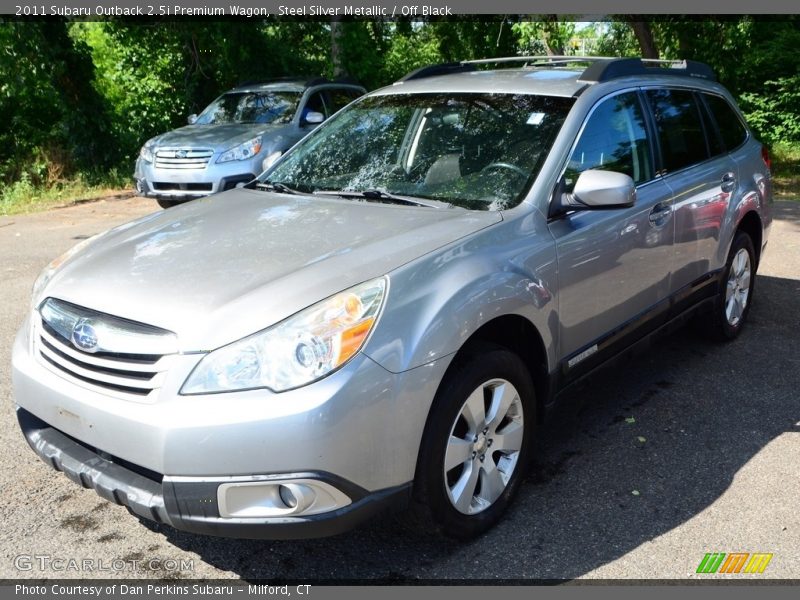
[
  {"x1": 187, "y1": 114, "x2": 198, "y2": 125},
  {"x1": 571, "y1": 169, "x2": 636, "y2": 209},
  {"x1": 302, "y1": 111, "x2": 325, "y2": 125}
]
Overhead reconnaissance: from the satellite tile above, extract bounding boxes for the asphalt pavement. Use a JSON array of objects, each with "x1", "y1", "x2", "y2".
[{"x1": 0, "y1": 196, "x2": 798, "y2": 581}]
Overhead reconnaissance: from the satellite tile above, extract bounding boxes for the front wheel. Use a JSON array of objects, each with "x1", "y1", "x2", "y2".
[
  {"x1": 156, "y1": 198, "x2": 180, "y2": 209},
  {"x1": 414, "y1": 343, "x2": 535, "y2": 539}
]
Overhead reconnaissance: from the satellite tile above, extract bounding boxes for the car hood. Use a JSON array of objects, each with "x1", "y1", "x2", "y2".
[
  {"x1": 152, "y1": 123, "x2": 280, "y2": 149},
  {"x1": 43, "y1": 189, "x2": 501, "y2": 351}
]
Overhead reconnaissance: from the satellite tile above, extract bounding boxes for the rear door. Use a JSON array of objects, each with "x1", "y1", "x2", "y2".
[
  {"x1": 644, "y1": 88, "x2": 738, "y2": 292},
  {"x1": 549, "y1": 90, "x2": 675, "y2": 376}
]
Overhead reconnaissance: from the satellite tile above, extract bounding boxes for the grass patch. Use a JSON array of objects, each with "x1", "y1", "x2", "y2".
[
  {"x1": 771, "y1": 143, "x2": 800, "y2": 198},
  {"x1": 0, "y1": 171, "x2": 131, "y2": 216}
]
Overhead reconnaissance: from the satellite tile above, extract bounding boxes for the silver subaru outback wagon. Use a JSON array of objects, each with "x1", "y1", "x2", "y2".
[{"x1": 12, "y1": 57, "x2": 772, "y2": 540}]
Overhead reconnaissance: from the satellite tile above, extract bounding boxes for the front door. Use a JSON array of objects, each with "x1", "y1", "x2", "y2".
[{"x1": 548, "y1": 91, "x2": 675, "y2": 376}]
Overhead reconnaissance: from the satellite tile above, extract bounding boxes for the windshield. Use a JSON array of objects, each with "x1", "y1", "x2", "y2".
[
  {"x1": 195, "y1": 91, "x2": 301, "y2": 125},
  {"x1": 263, "y1": 93, "x2": 573, "y2": 210}
]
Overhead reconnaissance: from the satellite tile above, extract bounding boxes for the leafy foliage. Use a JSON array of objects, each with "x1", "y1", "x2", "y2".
[
  {"x1": 1, "y1": 17, "x2": 798, "y2": 196},
  {"x1": 0, "y1": 20, "x2": 112, "y2": 184}
]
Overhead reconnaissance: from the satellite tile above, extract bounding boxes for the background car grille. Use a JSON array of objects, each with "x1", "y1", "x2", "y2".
[
  {"x1": 34, "y1": 300, "x2": 178, "y2": 401},
  {"x1": 154, "y1": 149, "x2": 213, "y2": 170}
]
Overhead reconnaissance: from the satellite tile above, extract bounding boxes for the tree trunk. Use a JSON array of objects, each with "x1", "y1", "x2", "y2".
[
  {"x1": 542, "y1": 19, "x2": 564, "y2": 56},
  {"x1": 330, "y1": 19, "x2": 345, "y2": 78},
  {"x1": 629, "y1": 21, "x2": 659, "y2": 59}
]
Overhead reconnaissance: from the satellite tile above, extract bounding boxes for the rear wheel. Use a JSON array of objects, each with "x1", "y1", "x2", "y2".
[
  {"x1": 414, "y1": 343, "x2": 535, "y2": 539},
  {"x1": 707, "y1": 231, "x2": 756, "y2": 340}
]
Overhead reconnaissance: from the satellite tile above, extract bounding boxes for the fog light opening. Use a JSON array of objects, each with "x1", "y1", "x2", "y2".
[
  {"x1": 215, "y1": 478, "x2": 349, "y2": 518},
  {"x1": 278, "y1": 484, "x2": 298, "y2": 509}
]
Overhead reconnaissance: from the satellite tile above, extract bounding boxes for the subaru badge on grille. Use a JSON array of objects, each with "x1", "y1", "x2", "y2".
[{"x1": 71, "y1": 319, "x2": 99, "y2": 352}]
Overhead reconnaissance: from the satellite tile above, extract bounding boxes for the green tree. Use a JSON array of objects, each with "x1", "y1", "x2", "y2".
[{"x1": 0, "y1": 20, "x2": 112, "y2": 184}]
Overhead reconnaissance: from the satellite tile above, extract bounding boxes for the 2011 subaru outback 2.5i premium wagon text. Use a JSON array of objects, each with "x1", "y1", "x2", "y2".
[{"x1": 13, "y1": 57, "x2": 772, "y2": 539}]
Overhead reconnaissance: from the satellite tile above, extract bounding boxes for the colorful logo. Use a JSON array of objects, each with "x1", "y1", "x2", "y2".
[{"x1": 696, "y1": 552, "x2": 773, "y2": 574}]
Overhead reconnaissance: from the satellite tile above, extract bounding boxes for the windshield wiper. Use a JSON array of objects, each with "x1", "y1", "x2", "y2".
[
  {"x1": 256, "y1": 181, "x2": 301, "y2": 195},
  {"x1": 313, "y1": 189, "x2": 445, "y2": 208}
]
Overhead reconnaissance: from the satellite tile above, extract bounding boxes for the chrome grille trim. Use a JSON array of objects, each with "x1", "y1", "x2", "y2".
[
  {"x1": 154, "y1": 149, "x2": 213, "y2": 170},
  {"x1": 34, "y1": 300, "x2": 179, "y2": 400}
]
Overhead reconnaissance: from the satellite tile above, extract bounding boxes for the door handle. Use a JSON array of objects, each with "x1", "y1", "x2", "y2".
[
  {"x1": 649, "y1": 202, "x2": 672, "y2": 225},
  {"x1": 721, "y1": 172, "x2": 737, "y2": 193}
]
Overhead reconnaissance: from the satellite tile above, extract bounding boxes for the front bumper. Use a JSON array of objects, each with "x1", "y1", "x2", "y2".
[
  {"x1": 134, "y1": 156, "x2": 258, "y2": 201},
  {"x1": 12, "y1": 316, "x2": 451, "y2": 537},
  {"x1": 17, "y1": 408, "x2": 409, "y2": 539}
]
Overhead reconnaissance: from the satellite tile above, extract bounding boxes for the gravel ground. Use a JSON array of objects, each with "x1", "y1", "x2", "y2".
[{"x1": 0, "y1": 196, "x2": 798, "y2": 582}]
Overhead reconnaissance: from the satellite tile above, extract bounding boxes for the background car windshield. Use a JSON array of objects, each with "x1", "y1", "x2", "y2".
[
  {"x1": 265, "y1": 93, "x2": 574, "y2": 210},
  {"x1": 196, "y1": 91, "x2": 301, "y2": 125}
]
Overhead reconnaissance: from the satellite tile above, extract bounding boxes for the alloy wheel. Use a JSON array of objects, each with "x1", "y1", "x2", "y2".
[
  {"x1": 725, "y1": 247, "x2": 751, "y2": 326},
  {"x1": 443, "y1": 378, "x2": 524, "y2": 515}
]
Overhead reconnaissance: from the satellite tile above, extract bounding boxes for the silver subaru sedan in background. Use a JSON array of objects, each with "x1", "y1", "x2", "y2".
[
  {"x1": 134, "y1": 77, "x2": 365, "y2": 208},
  {"x1": 13, "y1": 57, "x2": 771, "y2": 540}
]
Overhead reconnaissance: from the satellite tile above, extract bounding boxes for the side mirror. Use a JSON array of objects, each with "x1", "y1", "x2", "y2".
[
  {"x1": 302, "y1": 111, "x2": 325, "y2": 125},
  {"x1": 571, "y1": 169, "x2": 636, "y2": 209},
  {"x1": 187, "y1": 114, "x2": 198, "y2": 125}
]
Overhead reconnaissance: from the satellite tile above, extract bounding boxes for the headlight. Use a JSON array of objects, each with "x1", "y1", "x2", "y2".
[
  {"x1": 181, "y1": 277, "x2": 387, "y2": 394},
  {"x1": 31, "y1": 234, "x2": 102, "y2": 310},
  {"x1": 217, "y1": 136, "x2": 263, "y2": 163},
  {"x1": 139, "y1": 144, "x2": 154, "y2": 163}
]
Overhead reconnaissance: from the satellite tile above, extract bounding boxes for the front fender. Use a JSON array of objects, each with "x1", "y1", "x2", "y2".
[{"x1": 363, "y1": 213, "x2": 558, "y2": 375}]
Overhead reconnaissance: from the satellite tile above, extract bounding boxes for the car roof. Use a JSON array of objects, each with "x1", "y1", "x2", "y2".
[
  {"x1": 373, "y1": 57, "x2": 726, "y2": 100},
  {"x1": 377, "y1": 68, "x2": 587, "y2": 98},
  {"x1": 229, "y1": 78, "x2": 364, "y2": 94}
]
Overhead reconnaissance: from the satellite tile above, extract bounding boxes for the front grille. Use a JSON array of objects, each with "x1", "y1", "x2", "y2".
[
  {"x1": 154, "y1": 149, "x2": 213, "y2": 170},
  {"x1": 34, "y1": 299, "x2": 178, "y2": 400}
]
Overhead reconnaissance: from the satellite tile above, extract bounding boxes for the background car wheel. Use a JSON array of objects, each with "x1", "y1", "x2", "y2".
[
  {"x1": 706, "y1": 231, "x2": 756, "y2": 341},
  {"x1": 156, "y1": 198, "x2": 179, "y2": 209},
  {"x1": 413, "y1": 343, "x2": 535, "y2": 539}
]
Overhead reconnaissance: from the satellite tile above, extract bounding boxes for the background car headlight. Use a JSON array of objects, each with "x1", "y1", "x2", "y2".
[
  {"x1": 217, "y1": 136, "x2": 263, "y2": 163},
  {"x1": 181, "y1": 277, "x2": 387, "y2": 394},
  {"x1": 139, "y1": 144, "x2": 154, "y2": 163}
]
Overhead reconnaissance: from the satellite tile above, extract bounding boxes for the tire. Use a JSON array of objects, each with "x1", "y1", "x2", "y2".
[
  {"x1": 413, "y1": 343, "x2": 536, "y2": 539},
  {"x1": 707, "y1": 231, "x2": 757, "y2": 340},
  {"x1": 156, "y1": 198, "x2": 179, "y2": 209}
]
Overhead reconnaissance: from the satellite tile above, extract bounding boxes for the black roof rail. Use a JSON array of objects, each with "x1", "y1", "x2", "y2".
[
  {"x1": 579, "y1": 58, "x2": 716, "y2": 82},
  {"x1": 397, "y1": 56, "x2": 716, "y2": 84},
  {"x1": 397, "y1": 62, "x2": 476, "y2": 82},
  {"x1": 463, "y1": 55, "x2": 614, "y2": 67}
]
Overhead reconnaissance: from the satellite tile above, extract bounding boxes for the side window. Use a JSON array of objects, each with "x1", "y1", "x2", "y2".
[
  {"x1": 704, "y1": 93, "x2": 748, "y2": 151},
  {"x1": 565, "y1": 92, "x2": 653, "y2": 190},
  {"x1": 646, "y1": 89, "x2": 708, "y2": 173},
  {"x1": 327, "y1": 88, "x2": 363, "y2": 114},
  {"x1": 302, "y1": 92, "x2": 328, "y2": 121}
]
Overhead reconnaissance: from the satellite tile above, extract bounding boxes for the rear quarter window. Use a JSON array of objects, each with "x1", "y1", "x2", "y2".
[{"x1": 704, "y1": 93, "x2": 748, "y2": 151}]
